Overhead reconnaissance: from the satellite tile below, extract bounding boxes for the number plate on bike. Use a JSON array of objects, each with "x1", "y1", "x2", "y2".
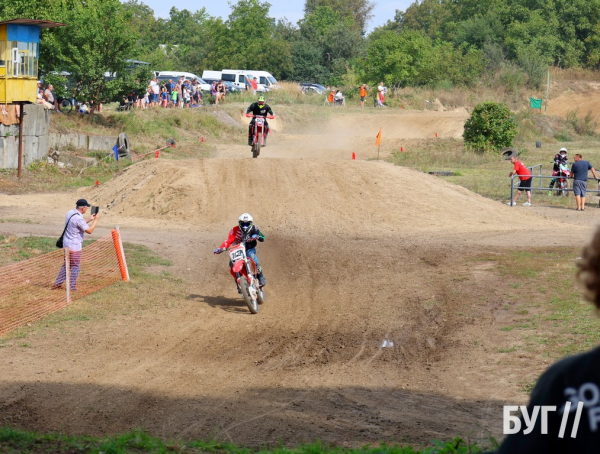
[
  {"x1": 255, "y1": 118, "x2": 265, "y2": 125},
  {"x1": 230, "y1": 248, "x2": 245, "y2": 261}
]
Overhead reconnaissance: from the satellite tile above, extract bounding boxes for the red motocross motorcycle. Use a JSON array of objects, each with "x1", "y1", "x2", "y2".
[
  {"x1": 222, "y1": 240, "x2": 265, "y2": 314},
  {"x1": 246, "y1": 113, "x2": 274, "y2": 158}
]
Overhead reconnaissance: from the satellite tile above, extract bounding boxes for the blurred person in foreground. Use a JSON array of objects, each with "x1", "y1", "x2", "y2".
[
  {"x1": 53, "y1": 199, "x2": 100, "y2": 291},
  {"x1": 491, "y1": 227, "x2": 600, "y2": 453}
]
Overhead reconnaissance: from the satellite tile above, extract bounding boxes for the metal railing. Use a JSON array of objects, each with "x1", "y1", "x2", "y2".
[{"x1": 510, "y1": 164, "x2": 600, "y2": 202}]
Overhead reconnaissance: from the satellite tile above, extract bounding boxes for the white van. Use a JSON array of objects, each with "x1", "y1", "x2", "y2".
[
  {"x1": 201, "y1": 70, "x2": 222, "y2": 81},
  {"x1": 246, "y1": 70, "x2": 280, "y2": 91},
  {"x1": 220, "y1": 70, "x2": 254, "y2": 90},
  {"x1": 154, "y1": 71, "x2": 211, "y2": 92}
]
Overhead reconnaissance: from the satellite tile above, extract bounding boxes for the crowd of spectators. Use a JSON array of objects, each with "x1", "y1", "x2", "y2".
[{"x1": 121, "y1": 76, "x2": 207, "y2": 110}]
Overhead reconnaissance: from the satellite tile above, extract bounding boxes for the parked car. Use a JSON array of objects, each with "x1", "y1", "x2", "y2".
[
  {"x1": 154, "y1": 71, "x2": 211, "y2": 92},
  {"x1": 299, "y1": 83, "x2": 326, "y2": 95},
  {"x1": 203, "y1": 79, "x2": 239, "y2": 93}
]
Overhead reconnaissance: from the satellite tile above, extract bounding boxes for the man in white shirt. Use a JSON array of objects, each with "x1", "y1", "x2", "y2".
[
  {"x1": 149, "y1": 77, "x2": 160, "y2": 108},
  {"x1": 53, "y1": 199, "x2": 100, "y2": 291}
]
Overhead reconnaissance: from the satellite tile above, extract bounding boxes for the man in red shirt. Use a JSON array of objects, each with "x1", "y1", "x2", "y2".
[{"x1": 508, "y1": 156, "x2": 533, "y2": 206}]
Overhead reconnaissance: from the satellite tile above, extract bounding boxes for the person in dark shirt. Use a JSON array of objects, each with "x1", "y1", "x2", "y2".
[
  {"x1": 491, "y1": 227, "x2": 600, "y2": 453},
  {"x1": 570, "y1": 154, "x2": 598, "y2": 211},
  {"x1": 245, "y1": 96, "x2": 274, "y2": 146}
]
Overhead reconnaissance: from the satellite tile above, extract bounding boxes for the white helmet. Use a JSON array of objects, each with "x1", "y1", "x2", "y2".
[
  {"x1": 238, "y1": 213, "x2": 254, "y2": 232},
  {"x1": 559, "y1": 147, "x2": 568, "y2": 154}
]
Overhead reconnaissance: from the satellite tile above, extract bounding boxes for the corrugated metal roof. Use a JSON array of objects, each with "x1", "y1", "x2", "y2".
[{"x1": 0, "y1": 18, "x2": 66, "y2": 29}]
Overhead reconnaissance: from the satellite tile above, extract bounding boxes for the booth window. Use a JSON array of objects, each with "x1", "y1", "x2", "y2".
[
  {"x1": 0, "y1": 41, "x2": 5, "y2": 67},
  {"x1": 6, "y1": 41, "x2": 38, "y2": 77}
]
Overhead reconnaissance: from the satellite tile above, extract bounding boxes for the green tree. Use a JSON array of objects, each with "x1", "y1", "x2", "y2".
[
  {"x1": 204, "y1": 0, "x2": 292, "y2": 78},
  {"x1": 304, "y1": 0, "x2": 374, "y2": 34},
  {"x1": 50, "y1": 0, "x2": 140, "y2": 110},
  {"x1": 364, "y1": 29, "x2": 483, "y2": 87},
  {"x1": 463, "y1": 102, "x2": 518, "y2": 153}
]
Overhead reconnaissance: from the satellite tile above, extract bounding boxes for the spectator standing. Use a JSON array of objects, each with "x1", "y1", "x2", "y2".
[
  {"x1": 149, "y1": 77, "x2": 160, "y2": 108},
  {"x1": 377, "y1": 82, "x2": 387, "y2": 107},
  {"x1": 359, "y1": 83, "x2": 367, "y2": 108},
  {"x1": 215, "y1": 80, "x2": 226, "y2": 105},
  {"x1": 507, "y1": 156, "x2": 532, "y2": 206},
  {"x1": 491, "y1": 226, "x2": 600, "y2": 454},
  {"x1": 53, "y1": 199, "x2": 100, "y2": 291},
  {"x1": 171, "y1": 85, "x2": 179, "y2": 107},
  {"x1": 160, "y1": 86, "x2": 169, "y2": 108},
  {"x1": 570, "y1": 153, "x2": 598, "y2": 211},
  {"x1": 210, "y1": 81, "x2": 218, "y2": 102},
  {"x1": 251, "y1": 77, "x2": 258, "y2": 94}
]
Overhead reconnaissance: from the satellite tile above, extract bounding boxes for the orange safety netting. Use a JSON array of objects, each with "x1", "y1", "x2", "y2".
[{"x1": 0, "y1": 228, "x2": 129, "y2": 336}]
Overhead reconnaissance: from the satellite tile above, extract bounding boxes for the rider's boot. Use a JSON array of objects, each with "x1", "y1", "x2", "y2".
[
  {"x1": 248, "y1": 134, "x2": 253, "y2": 146},
  {"x1": 263, "y1": 135, "x2": 267, "y2": 147},
  {"x1": 257, "y1": 266, "x2": 266, "y2": 287}
]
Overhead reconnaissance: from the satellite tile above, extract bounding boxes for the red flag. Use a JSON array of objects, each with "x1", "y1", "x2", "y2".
[{"x1": 375, "y1": 128, "x2": 382, "y2": 146}]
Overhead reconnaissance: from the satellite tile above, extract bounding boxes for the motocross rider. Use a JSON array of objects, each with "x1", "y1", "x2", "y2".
[
  {"x1": 246, "y1": 96, "x2": 274, "y2": 146},
  {"x1": 214, "y1": 213, "x2": 267, "y2": 288},
  {"x1": 549, "y1": 147, "x2": 569, "y2": 193}
]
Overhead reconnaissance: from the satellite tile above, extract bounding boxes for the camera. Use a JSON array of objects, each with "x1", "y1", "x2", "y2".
[{"x1": 91, "y1": 206, "x2": 99, "y2": 215}]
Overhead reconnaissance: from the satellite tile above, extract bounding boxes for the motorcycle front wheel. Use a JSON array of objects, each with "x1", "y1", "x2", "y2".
[
  {"x1": 252, "y1": 141, "x2": 260, "y2": 158},
  {"x1": 240, "y1": 277, "x2": 258, "y2": 314}
]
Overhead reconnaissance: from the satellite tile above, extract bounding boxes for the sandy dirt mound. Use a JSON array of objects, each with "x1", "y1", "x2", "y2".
[
  {"x1": 546, "y1": 83, "x2": 600, "y2": 128},
  {"x1": 82, "y1": 157, "x2": 540, "y2": 237}
]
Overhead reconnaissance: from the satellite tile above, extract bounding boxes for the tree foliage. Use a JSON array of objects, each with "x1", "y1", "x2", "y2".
[
  {"x1": 304, "y1": 0, "x2": 374, "y2": 35},
  {"x1": 463, "y1": 102, "x2": 518, "y2": 153},
  {"x1": 384, "y1": 0, "x2": 600, "y2": 69},
  {"x1": 364, "y1": 30, "x2": 484, "y2": 87},
  {"x1": 0, "y1": 0, "x2": 141, "y2": 109}
]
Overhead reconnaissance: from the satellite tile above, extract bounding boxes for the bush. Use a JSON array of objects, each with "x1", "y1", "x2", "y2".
[
  {"x1": 463, "y1": 101, "x2": 518, "y2": 153},
  {"x1": 567, "y1": 109, "x2": 597, "y2": 136}
]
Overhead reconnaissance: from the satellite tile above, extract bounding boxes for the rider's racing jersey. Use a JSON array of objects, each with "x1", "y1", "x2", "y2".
[
  {"x1": 220, "y1": 225, "x2": 265, "y2": 251},
  {"x1": 246, "y1": 102, "x2": 274, "y2": 117},
  {"x1": 553, "y1": 154, "x2": 568, "y2": 172}
]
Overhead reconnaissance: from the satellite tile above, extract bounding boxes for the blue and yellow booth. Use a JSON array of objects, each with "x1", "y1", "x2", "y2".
[{"x1": 0, "y1": 19, "x2": 64, "y2": 104}]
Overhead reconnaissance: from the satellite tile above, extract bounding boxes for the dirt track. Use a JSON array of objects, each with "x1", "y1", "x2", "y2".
[{"x1": 0, "y1": 108, "x2": 598, "y2": 448}]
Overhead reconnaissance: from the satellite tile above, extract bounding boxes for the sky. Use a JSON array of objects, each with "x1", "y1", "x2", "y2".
[{"x1": 133, "y1": 0, "x2": 415, "y2": 33}]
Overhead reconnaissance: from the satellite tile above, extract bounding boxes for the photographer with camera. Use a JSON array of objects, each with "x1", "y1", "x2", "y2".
[{"x1": 53, "y1": 199, "x2": 100, "y2": 291}]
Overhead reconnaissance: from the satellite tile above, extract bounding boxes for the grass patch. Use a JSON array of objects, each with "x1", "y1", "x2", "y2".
[
  {"x1": 0, "y1": 239, "x2": 181, "y2": 341},
  {"x1": 0, "y1": 235, "x2": 58, "y2": 265},
  {"x1": 387, "y1": 114, "x2": 600, "y2": 206},
  {"x1": 0, "y1": 428, "x2": 492, "y2": 454},
  {"x1": 478, "y1": 247, "x2": 600, "y2": 359},
  {"x1": 0, "y1": 218, "x2": 35, "y2": 224}
]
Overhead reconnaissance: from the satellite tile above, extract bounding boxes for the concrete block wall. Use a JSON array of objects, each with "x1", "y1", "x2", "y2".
[
  {"x1": 0, "y1": 104, "x2": 117, "y2": 169},
  {"x1": 0, "y1": 104, "x2": 51, "y2": 169},
  {"x1": 48, "y1": 133, "x2": 117, "y2": 153}
]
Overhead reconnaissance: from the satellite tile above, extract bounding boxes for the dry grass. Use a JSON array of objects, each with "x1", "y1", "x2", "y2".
[{"x1": 551, "y1": 67, "x2": 600, "y2": 82}]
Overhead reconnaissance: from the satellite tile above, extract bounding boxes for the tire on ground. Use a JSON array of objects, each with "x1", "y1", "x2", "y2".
[{"x1": 117, "y1": 133, "x2": 131, "y2": 159}]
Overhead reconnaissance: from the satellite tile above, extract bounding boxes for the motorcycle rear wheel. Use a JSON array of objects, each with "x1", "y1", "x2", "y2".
[{"x1": 240, "y1": 277, "x2": 258, "y2": 314}]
